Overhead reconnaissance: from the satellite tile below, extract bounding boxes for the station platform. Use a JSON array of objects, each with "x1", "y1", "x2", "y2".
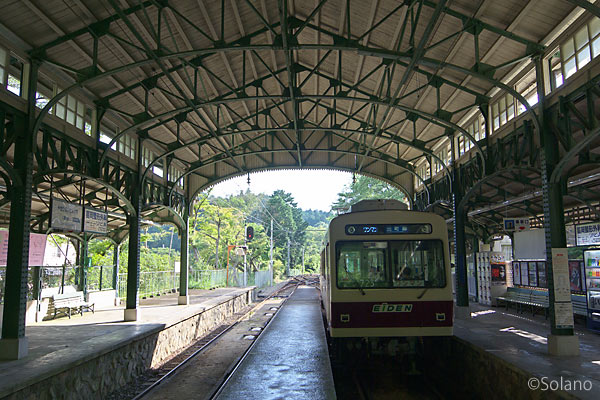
[
  {"x1": 215, "y1": 285, "x2": 336, "y2": 400},
  {"x1": 0, "y1": 286, "x2": 255, "y2": 399},
  {"x1": 441, "y1": 303, "x2": 600, "y2": 399}
]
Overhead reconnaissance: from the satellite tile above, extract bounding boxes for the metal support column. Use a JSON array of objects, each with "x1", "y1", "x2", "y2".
[
  {"x1": 452, "y1": 133, "x2": 470, "y2": 316},
  {"x1": 113, "y1": 242, "x2": 120, "y2": 305},
  {"x1": 0, "y1": 61, "x2": 38, "y2": 360},
  {"x1": 472, "y1": 236, "x2": 480, "y2": 302},
  {"x1": 124, "y1": 137, "x2": 142, "y2": 321},
  {"x1": 80, "y1": 234, "x2": 88, "y2": 298},
  {"x1": 535, "y1": 57, "x2": 579, "y2": 355},
  {"x1": 178, "y1": 199, "x2": 190, "y2": 305}
]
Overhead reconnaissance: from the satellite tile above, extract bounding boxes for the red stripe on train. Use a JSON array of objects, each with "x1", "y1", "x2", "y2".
[{"x1": 331, "y1": 301, "x2": 453, "y2": 328}]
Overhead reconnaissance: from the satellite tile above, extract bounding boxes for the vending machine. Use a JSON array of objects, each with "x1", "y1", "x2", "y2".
[{"x1": 583, "y1": 249, "x2": 600, "y2": 331}]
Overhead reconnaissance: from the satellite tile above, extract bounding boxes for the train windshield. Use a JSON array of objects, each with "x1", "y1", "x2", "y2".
[{"x1": 336, "y1": 240, "x2": 446, "y2": 289}]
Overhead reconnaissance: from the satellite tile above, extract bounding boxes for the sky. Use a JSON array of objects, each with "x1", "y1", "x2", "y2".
[{"x1": 208, "y1": 170, "x2": 353, "y2": 211}]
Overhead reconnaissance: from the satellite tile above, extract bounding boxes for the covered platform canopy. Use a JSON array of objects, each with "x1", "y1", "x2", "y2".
[{"x1": 0, "y1": 0, "x2": 599, "y2": 358}]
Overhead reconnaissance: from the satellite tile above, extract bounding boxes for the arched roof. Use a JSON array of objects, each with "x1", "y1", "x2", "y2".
[{"x1": 0, "y1": 0, "x2": 595, "y2": 231}]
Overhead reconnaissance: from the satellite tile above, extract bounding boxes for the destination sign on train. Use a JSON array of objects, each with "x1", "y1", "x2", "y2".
[{"x1": 345, "y1": 224, "x2": 432, "y2": 235}]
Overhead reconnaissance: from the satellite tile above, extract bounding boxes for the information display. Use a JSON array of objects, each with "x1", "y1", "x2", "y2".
[
  {"x1": 83, "y1": 207, "x2": 108, "y2": 234},
  {"x1": 552, "y1": 248, "x2": 572, "y2": 302},
  {"x1": 576, "y1": 223, "x2": 600, "y2": 246},
  {"x1": 50, "y1": 198, "x2": 83, "y2": 232},
  {"x1": 345, "y1": 224, "x2": 431, "y2": 235}
]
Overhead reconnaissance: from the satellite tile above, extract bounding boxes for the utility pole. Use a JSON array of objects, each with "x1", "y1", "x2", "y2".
[
  {"x1": 286, "y1": 236, "x2": 291, "y2": 276},
  {"x1": 270, "y1": 218, "x2": 274, "y2": 286},
  {"x1": 302, "y1": 246, "x2": 305, "y2": 275}
]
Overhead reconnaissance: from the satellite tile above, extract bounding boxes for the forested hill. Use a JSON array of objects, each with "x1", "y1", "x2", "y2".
[{"x1": 302, "y1": 209, "x2": 333, "y2": 226}]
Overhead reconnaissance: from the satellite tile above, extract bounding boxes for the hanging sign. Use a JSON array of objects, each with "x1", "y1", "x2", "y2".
[
  {"x1": 83, "y1": 207, "x2": 108, "y2": 234},
  {"x1": 503, "y1": 218, "x2": 530, "y2": 232},
  {"x1": 50, "y1": 198, "x2": 83, "y2": 232},
  {"x1": 575, "y1": 222, "x2": 600, "y2": 246}
]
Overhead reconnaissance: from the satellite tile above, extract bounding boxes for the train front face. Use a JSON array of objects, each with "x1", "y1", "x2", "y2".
[{"x1": 327, "y1": 210, "x2": 453, "y2": 338}]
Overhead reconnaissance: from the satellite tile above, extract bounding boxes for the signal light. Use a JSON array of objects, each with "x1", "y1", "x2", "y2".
[{"x1": 246, "y1": 226, "x2": 254, "y2": 241}]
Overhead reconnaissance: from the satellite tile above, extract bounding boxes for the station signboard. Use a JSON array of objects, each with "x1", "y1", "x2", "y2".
[
  {"x1": 50, "y1": 198, "x2": 83, "y2": 232},
  {"x1": 83, "y1": 207, "x2": 108, "y2": 234},
  {"x1": 575, "y1": 222, "x2": 600, "y2": 246}
]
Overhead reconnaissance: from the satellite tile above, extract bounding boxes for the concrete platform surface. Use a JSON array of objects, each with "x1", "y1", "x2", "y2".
[
  {"x1": 215, "y1": 286, "x2": 336, "y2": 400},
  {"x1": 0, "y1": 287, "x2": 254, "y2": 398},
  {"x1": 457, "y1": 303, "x2": 600, "y2": 399}
]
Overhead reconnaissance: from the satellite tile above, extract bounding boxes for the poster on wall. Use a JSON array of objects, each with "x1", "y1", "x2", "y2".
[
  {"x1": 491, "y1": 263, "x2": 506, "y2": 284},
  {"x1": 555, "y1": 302, "x2": 575, "y2": 329},
  {"x1": 0, "y1": 231, "x2": 47, "y2": 266},
  {"x1": 568, "y1": 260, "x2": 583, "y2": 293},
  {"x1": 528, "y1": 261, "x2": 538, "y2": 286},
  {"x1": 50, "y1": 198, "x2": 83, "y2": 232},
  {"x1": 576, "y1": 222, "x2": 600, "y2": 246},
  {"x1": 551, "y1": 248, "x2": 572, "y2": 302},
  {"x1": 520, "y1": 262, "x2": 529, "y2": 286},
  {"x1": 537, "y1": 261, "x2": 547, "y2": 288},
  {"x1": 83, "y1": 207, "x2": 108, "y2": 234},
  {"x1": 513, "y1": 261, "x2": 521, "y2": 285}
]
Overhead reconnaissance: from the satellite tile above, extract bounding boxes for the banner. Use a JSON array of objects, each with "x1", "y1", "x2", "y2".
[
  {"x1": 83, "y1": 207, "x2": 108, "y2": 234},
  {"x1": 50, "y1": 198, "x2": 83, "y2": 232},
  {"x1": 0, "y1": 231, "x2": 47, "y2": 266}
]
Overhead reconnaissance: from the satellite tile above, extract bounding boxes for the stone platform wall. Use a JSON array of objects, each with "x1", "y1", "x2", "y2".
[
  {"x1": 5, "y1": 289, "x2": 254, "y2": 400},
  {"x1": 423, "y1": 336, "x2": 576, "y2": 400}
]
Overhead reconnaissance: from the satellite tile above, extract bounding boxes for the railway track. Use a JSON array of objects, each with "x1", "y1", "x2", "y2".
[{"x1": 112, "y1": 276, "x2": 317, "y2": 400}]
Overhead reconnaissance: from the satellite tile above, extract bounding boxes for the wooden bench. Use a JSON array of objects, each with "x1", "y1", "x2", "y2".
[{"x1": 49, "y1": 292, "x2": 94, "y2": 319}]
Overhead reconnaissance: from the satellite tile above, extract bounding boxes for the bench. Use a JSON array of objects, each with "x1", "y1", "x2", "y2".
[
  {"x1": 572, "y1": 295, "x2": 588, "y2": 317},
  {"x1": 496, "y1": 288, "x2": 548, "y2": 318},
  {"x1": 497, "y1": 288, "x2": 590, "y2": 320},
  {"x1": 49, "y1": 292, "x2": 94, "y2": 319}
]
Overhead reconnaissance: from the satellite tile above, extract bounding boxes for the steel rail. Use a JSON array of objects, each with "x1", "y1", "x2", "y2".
[{"x1": 133, "y1": 279, "x2": 304, "y2": 400}]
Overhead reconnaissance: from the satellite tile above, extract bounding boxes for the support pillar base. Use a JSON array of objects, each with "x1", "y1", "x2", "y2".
[
  {"x1": 548, "y1": 334, "x2": 579, "y2": 356},
  {"x1": 454, "y1": 305, "x2": 471, "y2": 319},
  {"x1": 124, "y1": 308, "x2": 140, "y2": 322},
  {"x1": 0, "y1": 337, "x2": 29, "y2": 360},
  {"x1": 178, "y1": 295, "x2": 189, "y2": 305}
]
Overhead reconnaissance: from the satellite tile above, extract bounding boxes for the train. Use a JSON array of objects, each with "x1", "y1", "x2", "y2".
[{"x1": 320, "y1": 199, "x2": 453, "y2": 356}]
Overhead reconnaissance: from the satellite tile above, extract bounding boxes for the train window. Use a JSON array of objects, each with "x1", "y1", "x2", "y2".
[
  {"x1": 335, "y1": 240, "x2": 446, "y2": 289},
  {"x1": 390, "y1": 240, "x2": 446, "y2": 288},
  {"x1": 336, "y1": 242, "x2": 388, "y2": 288}
]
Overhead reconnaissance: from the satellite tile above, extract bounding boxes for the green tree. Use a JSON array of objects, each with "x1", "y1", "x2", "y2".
[{"x1": 332, "y1": 175, "x2": 408, "y2": 210}]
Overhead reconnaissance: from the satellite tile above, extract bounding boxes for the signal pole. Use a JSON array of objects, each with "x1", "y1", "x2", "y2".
[
  {"x1": 243, "y1": 222, "x2": 247, "y2": 287},
  {"x1": 286, "y1": 236, "x2": 291, "y2": 276},
  {"x1": 270, "y1": 218, "x2": 274, "y2": 286}
]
